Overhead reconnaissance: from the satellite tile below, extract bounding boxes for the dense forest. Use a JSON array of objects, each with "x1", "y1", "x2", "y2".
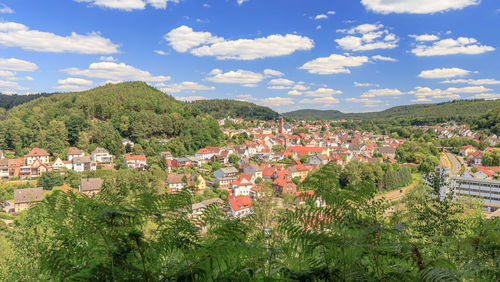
[
  {"x1": 1, "y1": 164, "x2": 498, "y2": 281},
  {"x1": 188, "y1": 99, "x2": 279, "y2": 120},
  {"x1": 471, "y1": 106, "x2": 500, "y2": 135},
  {"x1": 285, "y1": 99, "x2": 500, "y2": 122},
  {"x1": 0, "y1": 82, "x2": 222, "y2": 157},
  {"x1": 0, "y1": 93, "x2": 55, "y2": 112}
]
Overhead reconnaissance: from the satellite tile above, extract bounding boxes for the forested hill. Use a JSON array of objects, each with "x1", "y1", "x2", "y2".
[
  {"x1": 0, "y1": 81, "x2": 222, "y2": 157},
  {"x1": 284, "y1": 99, "x2": 500, "y2": 121},
  {"x1": 0, "y1": 92, "x2": 55, "y2": 111},
  {"x1": 188, "y1": 99, "x2": 279, "y2": 120}
]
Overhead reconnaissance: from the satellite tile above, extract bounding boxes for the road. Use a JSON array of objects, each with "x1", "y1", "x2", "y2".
[
  {"x1": 372, "y1": 183, "x2": 416, "y2": 202},
  {"x1": 445, "y1": 152, "x2": 462, "y2": 176}
]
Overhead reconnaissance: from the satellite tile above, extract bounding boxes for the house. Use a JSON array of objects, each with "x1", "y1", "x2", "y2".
[
  {"x1": 79, "y1": 178, "x2": 103, "y2": 196},
  {"x1": 273, "y1": 175, "x2": 297, "y2": 195},
  {"x1": 467, "y1": 151, "x2": 484, "y2": 166},
  {"x1": 8, "y1": 158, "x2": 23, "y2": 178},
  {"x1": 72, "y1": 156, "x2": 96, "y2": 172},
  {"x1": 187, "y1": 174, "x2": 206, "y2": 192},
  {"x1": 160, "y1": 151, "x2": 174, "y2": 160},
  {"x1": 189, "y1": 198, "x2": 225, "y2": 224},
  {"x1": 377, "y1": 146, "x2": 396, "y2": 158},
  {"x1": 30, "y1": 160, "x2": 50, "y2": 177},
  {"x1": 230, "y1": 175, "x2": 253, "y2": 196},
  {"x1": 213, "y1": 167, "x2": 239, "y2": 179},
  {"x1": 14, "y1": 187, "x2": 44, "y2": 212},
  {"x1": 242, "y1": 164, "x2": 263, "y2": 179},
  {"x1": 125, "y1": 155, "x2": 147, "y2": 170},
  {"x1": 306, "y1": 154, "x2": 328, "y2": 166},
  {"x1": 0, "y1": 150, "x2": 4, "y2": 159},
  {"x1": 0, "y1": 159, "x2": 9, "y2": 178},
  {"x1": 26, "y1": 147, "x2": 49, "y2": 165},
  {"x1": 167, "y1": 173, "x2": 186, "y2": 192},
  {"x1": 171, "y1": 157, "x2": 192, "y2": 168},
  {"x1": 227, "y1": 195, "x2": 253, "y2": 218},
  {"x1": 295, "y1": 190, "x2": 326, "y2": 207},
  {"x1": 460, "y1": 145, "x2": 477, "y2": 156},
  {"x1": 91, "y1": 147, "x2": 113, "y2": 163},
  {"x1": 67, "y1": 147, "x2": 85, "y2": 161}
]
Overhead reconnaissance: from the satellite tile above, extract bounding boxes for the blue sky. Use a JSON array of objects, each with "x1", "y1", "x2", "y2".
[{"x1": 0, "y1": 0, "x2": 499, "y2": 112}]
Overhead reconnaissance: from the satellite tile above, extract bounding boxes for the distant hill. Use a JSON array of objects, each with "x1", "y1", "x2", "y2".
[
  {"x1": 0, "y1": 92, "x2": 54, "y2": 111},
  {"x1": 188, "y1": 99, "x2": 279, "y2": 120},
  {"x1": 1, "y1": 82, "x2": 222, "y2": 157},
  {"x1": 285, "y1": 100, "x2": 500, "y2": 121}
]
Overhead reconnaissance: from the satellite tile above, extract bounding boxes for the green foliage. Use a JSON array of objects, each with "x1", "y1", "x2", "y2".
[
  {"x1": 0, "y1": 182, "x2": 35, "y2": 204},
  {"x1": 188, "y1": 99, "x2": 278, "y2": 120},
  {"x1": 0, "y1": 93, "x2": 54, "y2": 111},
  {"x1": 471, "y1": 106, "x2": 500, "y2": 135},
  {"x1": 37, "y1": 171, "x2": 64, "y2": 190},
  {"x1": 482, "y1": 150, "x2": 500, "y2": 166}
]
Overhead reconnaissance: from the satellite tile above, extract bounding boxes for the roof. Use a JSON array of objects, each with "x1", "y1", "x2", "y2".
[
  {"x1": 92, "y1": 147, "x2": 110, "y2": 154},
  {"x1": 80, "y1": 178, "x2": 103, "y2": 192},
  {"x1": 14, "y1": 187, "x2": 44, "y2": 204},
  {"x1": 26, "y1": 147, "x2": 49, "y2": 157},
  {"x1": 68, "y1": 147, "x2": 85, "y2": 155},
  {"x1": 228, "y1": 195, "x2": 252, "y2": 212},
  {"x1": 72, "y1": 156, "x2": 92, "y2": 164},
  {"x1": 125, "y1": 155, "x2": 147, "y2": 161},
  {"x1": 167, "y1": 173, "x2": 184, "y2": 184},
  {"x1": 218, "y1": 166, "x2": 238, "y2": 174}
]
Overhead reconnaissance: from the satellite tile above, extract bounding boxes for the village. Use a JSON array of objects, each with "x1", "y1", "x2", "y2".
[{"x1": 1, "y1": 116, "x2": 500, "y2": 220}]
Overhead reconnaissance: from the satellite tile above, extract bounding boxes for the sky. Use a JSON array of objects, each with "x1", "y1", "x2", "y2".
[{"x1": 0, "y1": 0, "x2": 499, "y2": 113}]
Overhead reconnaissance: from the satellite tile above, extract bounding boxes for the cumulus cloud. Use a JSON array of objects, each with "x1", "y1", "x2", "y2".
[
  {"x1": 418, "y1": 67, "x2": 470, "y2": 78},
  {"x1": 165, "y1": 25, "x2": 313, "y2": 60},
  {"x1": 305, "y1": 88, "x2": 342, "y2": 97},
  {"x1": 0, "y1": 21, "x2": 119, "y2": 54},
  {"x1": 469, "y1": 93, "x2": 500, "y2": 100},
  {"x1": 300, "y1": 96, "x2": 340, "y2": 104},
  {"x1": 409, "y1": 34, "x2": 440, "y2": 41},
  {"x1": 299, "y1": 54, "x2": 369, "y2": 75},
  {"x1": 0, "y1": 58, "x2": 38, "y2": 71},
  {"x1": 61, "y1": 61, "x2": 171, "y2": 82},
  {"x1": 354, "y1": 82, "x2": 380, "y2": 87},
  {"x1": 54, "y1": 77, "x2": 94, "y2": 91},
  {"x1": 75, "y1": 0, "x2": 179, "y2": 11},
  {"x1": 412, "y1": 37, "x2": 494, "y2": 56},
  {"x1": 258, "y1": 96, "x2": 295, "y2": 107},
  {"x1": 441, "y1": 78, "x2": 500, "y2": 85},
  {"x1": 327, "y1": 11, "x2": 336, "y2": 15},
  {"x1": 315, "y1": 14, "x2": 328, "y2": 20},
  {"x1": 99, "y1": 56, "x2": 117, "y2": 62},
  {"x1": 237, "y1": 0, "x2": 249, "y2": 5},
  {"x1": 205, "y1": 69, "x2": 264, "y2": 84},
  {"x1": 288, "y1": 90, "x2": 302, "y2": 95},
  {"x1": 335, "y1": 23, "x2": 398, "y2": 51},
  {"x1": 154, "y1": 50, "x2": 167, "y2": 55},
  {"x1": 263, "y1": 69, "x2": 284, "y2": 77},
  {"x1": 410, "y1": 85, "x2": 493, "y2": 100},
  {"x1": 175, "y1": 96, "x2": 208, "y2": 102},
  {"x1": 268, "y1": 78, "x2": 294, "y2": 86},
  {"x1": 361, "y1": 0, "x2": 480, "y2": 14},
  {"x1": 0, "y1": 79, "x2": 29, "y2": 93},
  {"x1": 371, "y1": 55, "x2": 397, "y2": 61},
  {"x1": 345, "y1": 97, "x2": 383, "y2": 107},
  {"x1": 0, "y1": 3, "x2": 13, "y2": 13},
  {"x1": 361, "y1": 88, "x2": 404, "y2": 97},
  {"x1": 159, "y1": 81, "x2": 215, "y2": 93}
]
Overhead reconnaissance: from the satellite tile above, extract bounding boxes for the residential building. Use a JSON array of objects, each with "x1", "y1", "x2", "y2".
[
  {"x1": 14, "y1": 187, "x2": 44, "y2": 212},
  {"x1": 79, "y1": 178, "x2": 103, "y2": 196},
  {"x1": 167, "y1": 173, "x2": 186, "y2": 192},
  {"x1": 91, "y1": 147, "x2": 113, "y2": 163},
  {"x1": 67, "y1": 147, "x2": 85, "y2": 161},
  {"x1": 26, "y1": 147, "x2": 49, "y2": 165},
  {"x1": 72, "y1": 156, "x2": 96, "y2": 172},
  {"x1": 125, "y1": 155, "x2": 147, "y2": 170},
  {"x1": 213, "y1": 167, "x2": 238, "y2": 179},
  {"x1": 228, "y1": 195, "x2": 253, "y2": 218}
]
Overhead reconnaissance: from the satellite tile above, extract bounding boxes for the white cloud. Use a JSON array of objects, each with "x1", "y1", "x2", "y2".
[
  {"x1": 315, "y1": 14, "x2": 328, "y2": 20},
  {"x1": 361, "y1": 88, "x2": 404, "y2": 97},
  {"x1": 411, "y1": 97, "x2": 433, "y2": 102},
  {"x1": 0, "y1": 58, "x2": 38, "y2": 71},
  {"x1": 418, "y1": 67, "x2": 470, "y2": 78},
  {"x1": 0, "y1": 79, "x2": 27, "y2": 92},
  {"x1": 441, "y1": 78, "x2": 500, "y2": 85},
  {"x1": 205, "y1": 69, "x2": 264, "y2": 84},
  {"x1": 267, "y1": 85, "x2": 291, "y2": 90},
  {"x1": 258, "y1": 96, "x2": 295, "y2": 107},
  {"x1": 469, "y1": 93, "x2": 500, "y2": 100},
  {"x1": 316, "y1": 25, "x2": 322, "y2": 30},
  {"x1": 160, "y1": 81, "x2": 215, "y2": 93},
  {"x1": 165, "y1": 25, "x2": 314, "y2": 60},
  {"x1": 410, "y1": 86, "x2": 493, "y2": 100},
  {"x1": 268, "y1": 78, "x2": 294, "y2": 85},
  {"x1": 99, "y1": 56, "x2": 117, "y2": 62},
  {"x1": 154, "y1": 50, "x2": 167, "y2": 55},
  {"x1": 361, "y1": 0, "x2": 480, "y2": 14},
  {"x1": 288, "y1": 90, "x2": 302, "y2": 95},
  {"x1": 335, "y1": 23, "x2": 398, "y2": 51},
  {"x1": 175, "y1": 96, "x2": 208, "y2": 102},
  {"x1": 0, "y1": 3, "x2": 13, "y2": 13},
  {"x1": 292, "y1": 84, "x2": 309, "y2": 91},
  {"x1": 412, "y1": 37, "x2": 494, "y2": 56},
  {"x1": 0, "y1": 21, "x2": 119, "y2": 54},
  {"x1": 305, "y1": 88, "x2": 342, "y2": 97},
  {"x1": 75, "y1": 0, "x2": 178, "y2": 11},
  {"x1": 300, "y1": 96, "x2": 340, "y2": 104},
  {"x1": 62, "y1": 61, "x2": 171, "y2": 82},
  {"x1": 345, "y1": 97, "x2": 383, "y2": 106},
  {"x1": 327, "y1": 11, "x2": 336, "y2": 15},
  {"x1": 409, "y1": 34, "x2": 440, "y2": 41},
  {"x1": 371, "y1": 55, "x2": 397, "y2": 61},
  {"x1": 237, "y1": 0, "x2": 249, "y2": 5},
  {"x1": 263, "y1": 69, "x2": 284, "y2": 77},
  {"x1": 299, "y1": 54, "x2": 369, "y2": 74},
  {"x1": 0, "y1": 70, "x2": 15, "y2": 77},
  {"x1": 58, "y1": 77, "x2": 94, "y2": 86},
  {"x1": 354, "y1": 82, "x2": 380, "y2": 87}
]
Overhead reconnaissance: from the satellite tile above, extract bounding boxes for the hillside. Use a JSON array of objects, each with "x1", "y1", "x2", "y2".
[
  {"x1": 188, "y1": 99, "x2": 279, "y2": 120},
  {"x1": 285, "y1": 99, "x2": 500, "y2": 121},
  {"x1": 0, "y1": 93, "x2": 55, "y2": 111},
  {"x1": 0, "y1": 82, "x2": 222, "y2": 157}
]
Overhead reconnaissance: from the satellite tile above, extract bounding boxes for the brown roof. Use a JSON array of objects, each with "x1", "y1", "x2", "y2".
[
  {"x1": 79, "y1": 178, "x2": 103, "y2": 192},
  {"x1": 72, "y1": 156, "x2": 92, "y2": 164},
  {"x1": 26, "y1": 147, "x2": 49, "y2": 157},
  {"x1": 167, "y1": 173, "x2": 184, "y2": 184},
  {"x1": 14, "y1": 187, "x2": 44, "y2": 204},
  {"x1": 68, "y1": 147, "x2": 85, "y2": 155}
]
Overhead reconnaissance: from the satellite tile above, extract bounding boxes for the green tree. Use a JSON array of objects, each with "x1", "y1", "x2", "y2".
[{"x1": 37, "y1": 171, "x2": 64, "y2": 190}]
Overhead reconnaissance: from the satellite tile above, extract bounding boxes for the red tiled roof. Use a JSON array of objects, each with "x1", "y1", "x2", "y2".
[
  {"x1": 228, "y1": 195, "x2": 252, "y2": 212},
  {"x1": 125, "y1": 155, "x2": 146, "y2": 161},
  {"x1": 26, "y1": 147, "x2": 49, "y2": 157}
]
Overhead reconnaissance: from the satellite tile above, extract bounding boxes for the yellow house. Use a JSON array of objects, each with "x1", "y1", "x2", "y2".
[{"x1": 189, "y1": 174, "x2": 206, "y2": 192}]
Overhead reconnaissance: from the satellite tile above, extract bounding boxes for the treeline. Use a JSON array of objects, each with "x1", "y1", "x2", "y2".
[
  {"x1": 0, "y1": 82, "x2": 223, "y2": 157},
  {"x1": 188, "y1": 99, "x2": 279, "y2": 120},
  {"x1": 471, "y1": 106, "x2": 500, "y2": 135},
  {"x1": 0, "y1": 92, "x2": 54, "y2": 111},
  {"x1": 285, "y1": 99, "x2": 500, "y2": 122},
  {"x1": 1, "y1": 162, "x2": 498, "y2": 280}
]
